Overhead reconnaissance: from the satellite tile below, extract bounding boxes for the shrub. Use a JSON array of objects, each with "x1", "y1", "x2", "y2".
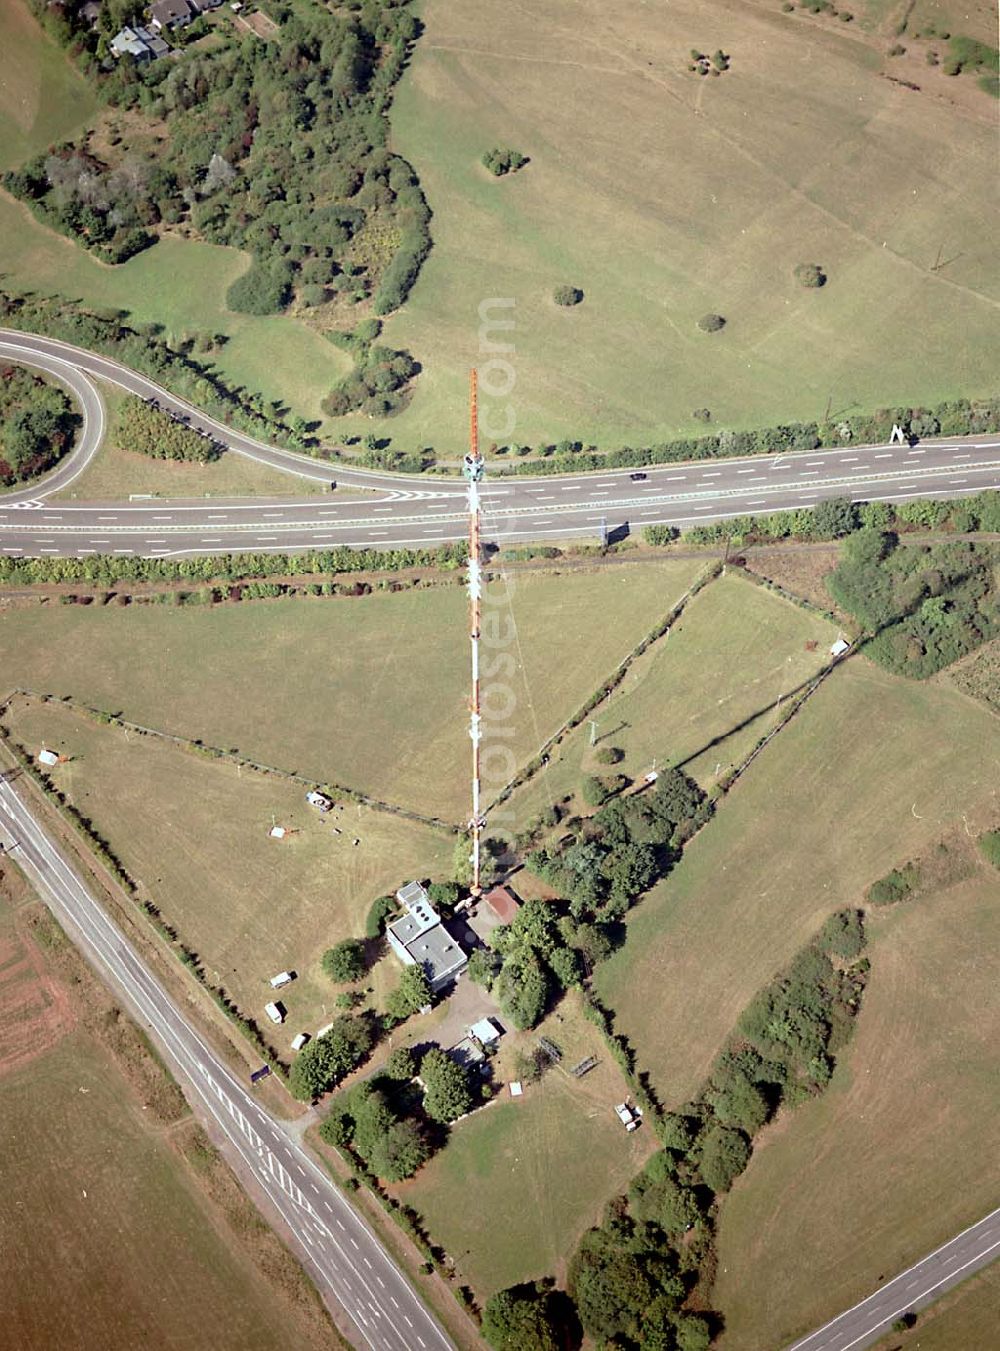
[
  {"x1": 697, "y1": 313, "x2": 726, "y2": 332},
  {"x1": 553, "y1": 285, "x2": 584, "y2": 307},
  {"x1": 595, "y1": 746, "x2": 624, "y2": 765},
  {"x1": 794, "y1": 262, "x2": 827, "y2": 288},
  {"x1": 581, "y1": 775, "x2": 611, "y2": 807},
  {"x1": 482, "y1": 147, "x2": 527, "y2": 177},
  {"x1": 226, "y1": 260, "x2": 293, "y2": 315},
  {"x1": 978, "y1": 830, "x2": 1000, "y2": 869},
  {"x1": 365, "y1": 894, "x2": 396, "y2": 938},
  {"x1": 867, "y1": 864, "x2": 920, "y2": 906}
]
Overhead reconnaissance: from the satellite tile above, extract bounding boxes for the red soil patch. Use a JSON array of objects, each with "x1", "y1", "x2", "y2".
[{"x1": 0, "y1": 916, "x2": 75, "y2": 1077}]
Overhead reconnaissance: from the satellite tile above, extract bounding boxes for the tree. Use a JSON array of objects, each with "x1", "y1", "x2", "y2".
[
  {"x1": 366, "y1": 1118, "x2": 430, "y2": 1182},
  {"x1": 630, "y1": 1174, "x2": 702, "y2": 1234},
  {"x1": 658, "y1": 1112, "x2": 697, "y2": 1157},
  {"x1": 553, "y1": 285, "x2": 584, "y2": 307},
  {"x1": 386, "y1": 964, "x2": 433, "y2": 1020},
  {"x1": 322, "y1": 939, "x2": 365, "y2": 983},
  {"x1": 427, "y1": 880, "x2": 461, "y2": 912},
  {"x1": 708, "y1": 1071, "x2": 770, "y2": 1134},
  {"x1": 287, "y1": 1015, "x2": 375, "y2": 1101},
  {"x1": 698, "y1": 1123, "x2": 751, "y2": 1193},
  {"x1": 675, "y1": 1313, "x2": 713, "y2": 1351},
  {"x1": 697, "y1": 313, "x2": 726, "y2": 332},
  {"x1": 420, "y1": 1048, "x2": 474, "y2": 1122},
  {"x1": 496, "y1": 950, "x2": 551, "y2": 1030},
  {"x1": 595, "y1": 745, "x2": 624, "y2": 765},
  {"x1": 568, "y1": 1228, "x2": 657, "y2": 1343},
  {"x1": 794, "y1": 262, "x2": 827, "y2": 288},
  {"x1": 482, "y1": 1285, "x2": 560, "y2": 1351}
]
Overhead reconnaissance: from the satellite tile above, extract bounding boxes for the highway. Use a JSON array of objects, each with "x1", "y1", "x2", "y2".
[
  {"x1": 786, "y1": 1207, "x2": 1000, "y2": 1350},
  {"x1": 0, "y1": 775, "x2": 454, "y2": 1351},
  {"x1": 1, "y1": 332, "x2": 999, "y2": 558}
]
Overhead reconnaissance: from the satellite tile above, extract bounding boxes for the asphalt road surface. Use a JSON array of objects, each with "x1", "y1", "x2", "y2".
[
  {"x1": 786, "y1": 1207, "x2": 1000, "y2": 1350},
  {"x1": 2, "y1": 332, "x2": 999, "y2": 558},
  {"x1": 0, "y1": 775, "x2": 453, "y2": 1351}
]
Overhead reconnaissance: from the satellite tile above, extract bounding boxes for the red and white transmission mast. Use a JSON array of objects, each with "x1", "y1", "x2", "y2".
[{"x1": 462, "y1": 369, "x2": 486, "y2": 898}]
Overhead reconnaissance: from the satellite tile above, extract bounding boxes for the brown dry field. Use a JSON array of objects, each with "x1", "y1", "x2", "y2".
[
  {"x1": 741, "y1": 545, "x2": 844, "y2": 614},
  {"x1": 0, "y1": 867, "x2": 342, "y2": 1351},
  {"x1": 1, "y1": 696, "x2": 454, "y2": 1048},
  {"x1": 940, "y1": 634, "x2": 1000, "y2": 715}
]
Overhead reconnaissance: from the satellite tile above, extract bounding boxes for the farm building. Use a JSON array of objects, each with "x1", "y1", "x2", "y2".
[{"x1": 482, "y1": 884, "x2": 520, "y2": 925}]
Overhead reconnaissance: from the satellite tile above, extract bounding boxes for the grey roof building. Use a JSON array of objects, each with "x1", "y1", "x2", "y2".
[
  {"x1": 110, "y1": 25, "x2": 169, "y2": 59},
  {"x1": 387, "y1": 881, "x2": 467, "y2": 992}
]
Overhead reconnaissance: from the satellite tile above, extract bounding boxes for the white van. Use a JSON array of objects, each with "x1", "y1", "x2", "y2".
[
  {"x1": 269, "y1": 971, "x2": 293, "y2": 989},
  {"x1": 291, "y1": 1032, "x2": 309, "y2": 1052},
  {"x1": 264, "y1": 1002, "x2": 284, "y2": 1025}
]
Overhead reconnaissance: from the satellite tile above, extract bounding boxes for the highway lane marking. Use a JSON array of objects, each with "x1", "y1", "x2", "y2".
[
  {"x1": 874, "y1": 453, "x2": 893, "y2": 459},
  {"x1": 907, "y1": 448, "x2": 926, "y2": 454},
  {"x1": 839, "y1": 456, "x2": 859, "y2": 461}
]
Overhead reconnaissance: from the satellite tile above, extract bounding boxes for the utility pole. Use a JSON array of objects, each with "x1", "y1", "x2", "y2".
[{"x1": 463, "y1": 369, "x2": 486, "y2": 899}]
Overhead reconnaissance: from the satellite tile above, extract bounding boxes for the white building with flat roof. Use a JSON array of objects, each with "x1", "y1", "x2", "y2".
[{"x1": 386, "y1": 881, "x2": 467, "y2": 992}]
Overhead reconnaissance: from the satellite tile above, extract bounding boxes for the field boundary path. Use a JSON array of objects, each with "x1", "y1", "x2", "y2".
[
  {"x1": 0, "y1": 772, "x2": 455, "y2": 1351},
  {"x1": 2, "y1": 688, "x2": 459, "y2": 834}
]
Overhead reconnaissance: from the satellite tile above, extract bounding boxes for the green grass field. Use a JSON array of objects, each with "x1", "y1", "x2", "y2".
[
  {"x1": 713, "y1": 864, "x2": 1000, "y2": 1349},
  {"x1": 372, "y1": 0, "x2": 998, "y2": 451},
  {"x1": 503, "y1": 572, "x2": 837, "y2": 828},
  {"x1": 0, "y1": 560, "x2": 702, "y2": 819},
  {"x1": 0, "y1": 1, "x2": 349, "y2": 425},
  {"x1": 53, "y1": 383, "x2": 325, "y2": 501},
  {"x1": 395, "y1": 992, "x2": 653, "y2": 1297},
  {"x1": 3, "y1": 697, "x2": 453, "y2": 1041},
  {"x1": 595, "y1": 657, "x2": 1000, "y2": 1106}
]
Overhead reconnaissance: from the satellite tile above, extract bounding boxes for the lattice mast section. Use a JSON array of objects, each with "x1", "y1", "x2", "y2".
[{"x1": 463, "y1": 369, "x2": 486, "y2": 897}]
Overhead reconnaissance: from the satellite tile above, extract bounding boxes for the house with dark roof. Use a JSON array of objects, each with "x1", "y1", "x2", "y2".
[{"x1": 149, "y1": 0, "x2": 194, "y2": 30}]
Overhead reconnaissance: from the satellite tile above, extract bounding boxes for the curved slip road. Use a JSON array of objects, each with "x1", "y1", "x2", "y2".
[
  {"x1": 787, "y1": 1207, "x2": 1000, "y2": 1351},
  {"x1": 0, "y1": 775, "x2": 453, "y2": 1351},
  {"x1": 1, "y1": 332, "x2": 999, "y2": 558}
]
